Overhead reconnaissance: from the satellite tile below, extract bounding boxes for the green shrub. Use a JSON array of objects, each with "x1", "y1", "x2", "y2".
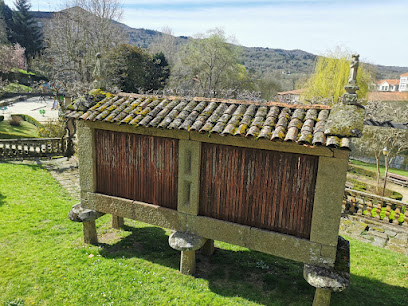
[
  {"x1": 390, "y1": 192, "x2": 403, "y2": 201},
  {"x1": 398, "y1": 206, "x2": 406, "y2": 225},
  {"x1": 348, "y1": 164, "x2": 377, "y2": 178},
  {"x1": 38, "y1": 119, "x2": 65, "y2": 138},
  {"x1": 3, "y1": 82, "x2": 33, "y2": 93},
  {"x1": 380, "y1": 205, "x2": 387, "y2": 220},
  {"x1": 11, "y1": 114, "x2": 43, "y2": 128},
  {"x1": 349, "y1": 178, "x2": 367, "y2": 191}
]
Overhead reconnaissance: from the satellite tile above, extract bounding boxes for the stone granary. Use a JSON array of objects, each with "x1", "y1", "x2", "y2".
[{"x1": 66, "y1": 64, "x2": 364, "y2": 305}]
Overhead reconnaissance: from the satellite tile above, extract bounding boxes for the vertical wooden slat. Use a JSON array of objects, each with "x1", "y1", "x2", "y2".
[
  {"x1": 199, "y1": 143, "x2": 318, "y2": 239},
  {"x1": 95, "y1": 130, "x2": 178, "y2": 210}
]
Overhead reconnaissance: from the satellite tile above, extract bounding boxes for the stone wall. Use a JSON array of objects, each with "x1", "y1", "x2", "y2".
[{"x1": 340, "y1": 215, "x2": 408, "y2": 256}]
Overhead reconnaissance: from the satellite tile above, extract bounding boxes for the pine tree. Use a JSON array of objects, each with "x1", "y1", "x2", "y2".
[
  {"x1": 0, "y1": 0, "x2": 15, "y2": 44},
  {"x1": 12, "y1": 0, "x2": 42, "y2": 61}
]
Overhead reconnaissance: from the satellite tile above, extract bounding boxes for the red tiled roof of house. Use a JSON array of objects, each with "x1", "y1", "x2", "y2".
[
  {"x1": 400, "y1": 72, "x2": 408, "y2": 77},
  {"x1": 367, "y1": 91, "x2": 408, "y2": 101},
  {"x1": 65, "y1": 93, "x2": 351, "y2": 149},
  {"x1": 376, "y1": 79, "x2": 400, "y2": 86}
]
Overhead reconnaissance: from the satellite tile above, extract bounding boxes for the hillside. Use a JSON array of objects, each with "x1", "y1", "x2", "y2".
[{"x1": 33, "y1": 9, "x2": 408, "y2": 90}]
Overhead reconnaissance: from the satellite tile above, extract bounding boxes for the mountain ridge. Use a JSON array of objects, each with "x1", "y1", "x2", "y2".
[{"x1": 32, "y1": 9, "x2": 408, "y2": 90}]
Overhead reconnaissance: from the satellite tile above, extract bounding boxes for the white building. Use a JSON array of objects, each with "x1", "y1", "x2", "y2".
[
  {"x1": 399, "y1": 73, "x2": 408, "y2": 92},
  {"x1": 377, "y1": 79, "x2": 399, "y2": 92}
]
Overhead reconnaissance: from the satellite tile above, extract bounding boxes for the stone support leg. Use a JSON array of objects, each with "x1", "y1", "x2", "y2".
[
  {"x1": 112, "y1": 215, "x2": 124, "y2": 229},
  {"x1": 168, "y1": 231, "x2": 207, "y2": 275},
  {"x1": 83, "y1": 220, "x2": 98, "y2": 245},
  {"x1": 313, "y1": 288, "x2": 332, "y2": 306},
  {"x1": 200, "y1": 239, "x2": 215, "y2": 256},
  {"x1": 180, "y1": 250, "x2": 196, "y2": 275}
]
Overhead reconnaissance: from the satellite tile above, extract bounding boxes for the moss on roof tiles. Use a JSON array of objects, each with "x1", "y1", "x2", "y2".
[{"x1": 66, "y1": 93, "x2": 360, "y2": 150}]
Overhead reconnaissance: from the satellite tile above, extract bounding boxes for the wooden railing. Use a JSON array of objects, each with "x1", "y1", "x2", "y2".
[
  {"x1": 343, "y1": 188, "x2": 407, "y2": 225},
  {"x1": 0, "y1": 138, "x2": 67, "y2": 160}
]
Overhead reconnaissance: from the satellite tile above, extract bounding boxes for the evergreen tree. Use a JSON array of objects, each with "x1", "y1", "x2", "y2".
[
  {"x1": 12, "y1": 0, "x2": 42, "y2": 61},
  {"x1": 0, "y1": 0, "x2": 15, "y2": 43}
]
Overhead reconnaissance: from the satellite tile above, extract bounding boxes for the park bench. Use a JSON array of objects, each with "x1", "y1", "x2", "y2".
[{"x1": 387, "y1": 172, "x2": 408, "y2": 187}]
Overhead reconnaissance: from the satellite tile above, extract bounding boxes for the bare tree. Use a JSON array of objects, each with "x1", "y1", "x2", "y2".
[
  {"x1": 169, "y1": 28, "x2": 254, "y2": 97},
  {"x1": 43, "y1": 0, "x2": 126, "y2": 87},
  {"x1": 353, "y1": 101, "x2": 408, "y2": 194},
  {"x1": 149, "y1": 26, "x2": 178, "y2": 66}
]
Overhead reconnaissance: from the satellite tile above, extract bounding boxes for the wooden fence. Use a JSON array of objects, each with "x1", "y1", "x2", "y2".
[
  {"x1": 343, "y1": 188, "x2": 407, "y2": 225},
  {"x1": 0, "y1": 138, "x2": 67, "y2": 160}
]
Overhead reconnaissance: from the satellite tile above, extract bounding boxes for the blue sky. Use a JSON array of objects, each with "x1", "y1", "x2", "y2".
[{"x1": 6, "y1": 0, "x2": 408, "y2": 67}]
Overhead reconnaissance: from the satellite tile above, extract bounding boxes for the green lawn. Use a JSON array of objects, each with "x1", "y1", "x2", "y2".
[
  {"x1": 1, "y1": 163, "x2": 407, "y2": 305},
  {"x1": 350, "y1": 159, "x2": 408, "y2": 177},
  {"x1": 0, "y1": 120, "x2": 39, "y2": 139}
]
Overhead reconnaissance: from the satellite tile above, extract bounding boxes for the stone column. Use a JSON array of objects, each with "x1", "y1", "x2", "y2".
[
  {"x1": 112, "y1": 215, "x2": 124, "y2": 229},
  {"x1": 200, "y1": 239, "x2": 215, "y2": 256},
  {"x1": 68, "y1": 202, "x2": 104, "y2": 245},
  {"x1": 304, "y1": 236, "x2": 350, "y2": 306},
  {"x1": 169, "y1": 231, "x2": 207, "y2": 275},
  {"x1": 181, "y1": 251, "x2": 196, "y2": 275},
  {"x1": 313, "y1": 289, "x2": 332, "y2": 306},
  {"x1": 83, "y1": 221, "x2": 98, "y2": 245}
]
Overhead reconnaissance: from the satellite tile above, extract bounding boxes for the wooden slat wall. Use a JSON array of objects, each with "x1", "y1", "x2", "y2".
[
  {"x1": 199, "y1": 143, "x2": 319, "y2": 239},
  {"x1": 95, "y1": 130, "x2": 178, "y2": 209}
]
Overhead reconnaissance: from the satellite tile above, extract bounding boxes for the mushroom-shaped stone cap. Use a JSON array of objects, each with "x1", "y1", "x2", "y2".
[{"x1": 169, "y1": 232, "x2": 207, "y2": 251}]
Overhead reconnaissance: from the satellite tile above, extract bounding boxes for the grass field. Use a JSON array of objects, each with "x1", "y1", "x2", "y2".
[
  {"x1": 350, "y1": 159, "x2": 408, "y2": 177},
  {"x1": 0, "y1": 120, "x2": 39, "y2": 139},
  {"x1": 0, "y1": 163, "x2": 407, "y2": 305}
]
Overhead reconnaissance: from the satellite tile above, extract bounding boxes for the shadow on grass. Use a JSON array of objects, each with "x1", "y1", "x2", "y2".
[
  {"x1": 98, "y1": 225, "x2": 407, "y2": 306},
  {"x1": 0, "y1": 192, "x2": 6, "y2": 206},
  {"x1": 1, "y1": 161, "x2": 44, "y2": 171},
  {"x1": 99, "y1": 225, "x2": 179, "y2": 271}
]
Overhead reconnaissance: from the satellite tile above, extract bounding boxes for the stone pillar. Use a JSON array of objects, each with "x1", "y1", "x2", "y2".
[
  {"x1": 169, "y1": 231, "x2": 207, "y2": 275},
  {"x1": 181, "y1": 251, "x2": 196, "y2": 275},
  {"x1": 304, "y1": 236, "x2": 350, "y2": 306},
  {"x1": 83, "y1": 220, "x2": 98, "y2": 245},
  {"x1": 68, "y1": 203, "x2": 104, "y2": 245},
  {"x1": 112, "y1": 215, "x2": 124, "y2": 229},
  {"x1": 200, "y1": 239, "x2": 215, "y2": 256},
  {"x1": 313, "y1": 288, "x2": 332, "y2": 306}
]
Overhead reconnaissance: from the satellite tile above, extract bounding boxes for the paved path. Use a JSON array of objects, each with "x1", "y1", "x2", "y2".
[
  {"x1": 1, "y1": 96, "x2": 60, "y2": 123},
  {"x1": 39, "y1": 157, "x2": 80, "y2": 200}
]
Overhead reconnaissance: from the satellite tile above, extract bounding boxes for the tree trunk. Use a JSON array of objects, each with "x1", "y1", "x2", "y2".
[{"x1": 375, "y1": 153, "x2": 381, "y2": 194}]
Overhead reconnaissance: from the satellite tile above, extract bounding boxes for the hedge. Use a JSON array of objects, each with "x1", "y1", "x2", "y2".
[
  {"x1": 348, "y1": 164, "x2": 377, "y2": 178},
  {"x1": 10, "y1": 114, "x2": 43, "y2": 128}
]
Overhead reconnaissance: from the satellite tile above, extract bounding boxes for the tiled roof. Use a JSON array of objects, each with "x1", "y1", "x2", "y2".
[
  {"x1": 400, "y1": 73, "x2": 408, "y2": 77},
  {"x1": 65, "y1": 94, "x2": 352, "y2": 149},
  {"x1": 376, "y1": 79, "x2": 399, "y2": 86},
  {"x1": 367, "y1": 91, "x2": 408, "y2": 101}
]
